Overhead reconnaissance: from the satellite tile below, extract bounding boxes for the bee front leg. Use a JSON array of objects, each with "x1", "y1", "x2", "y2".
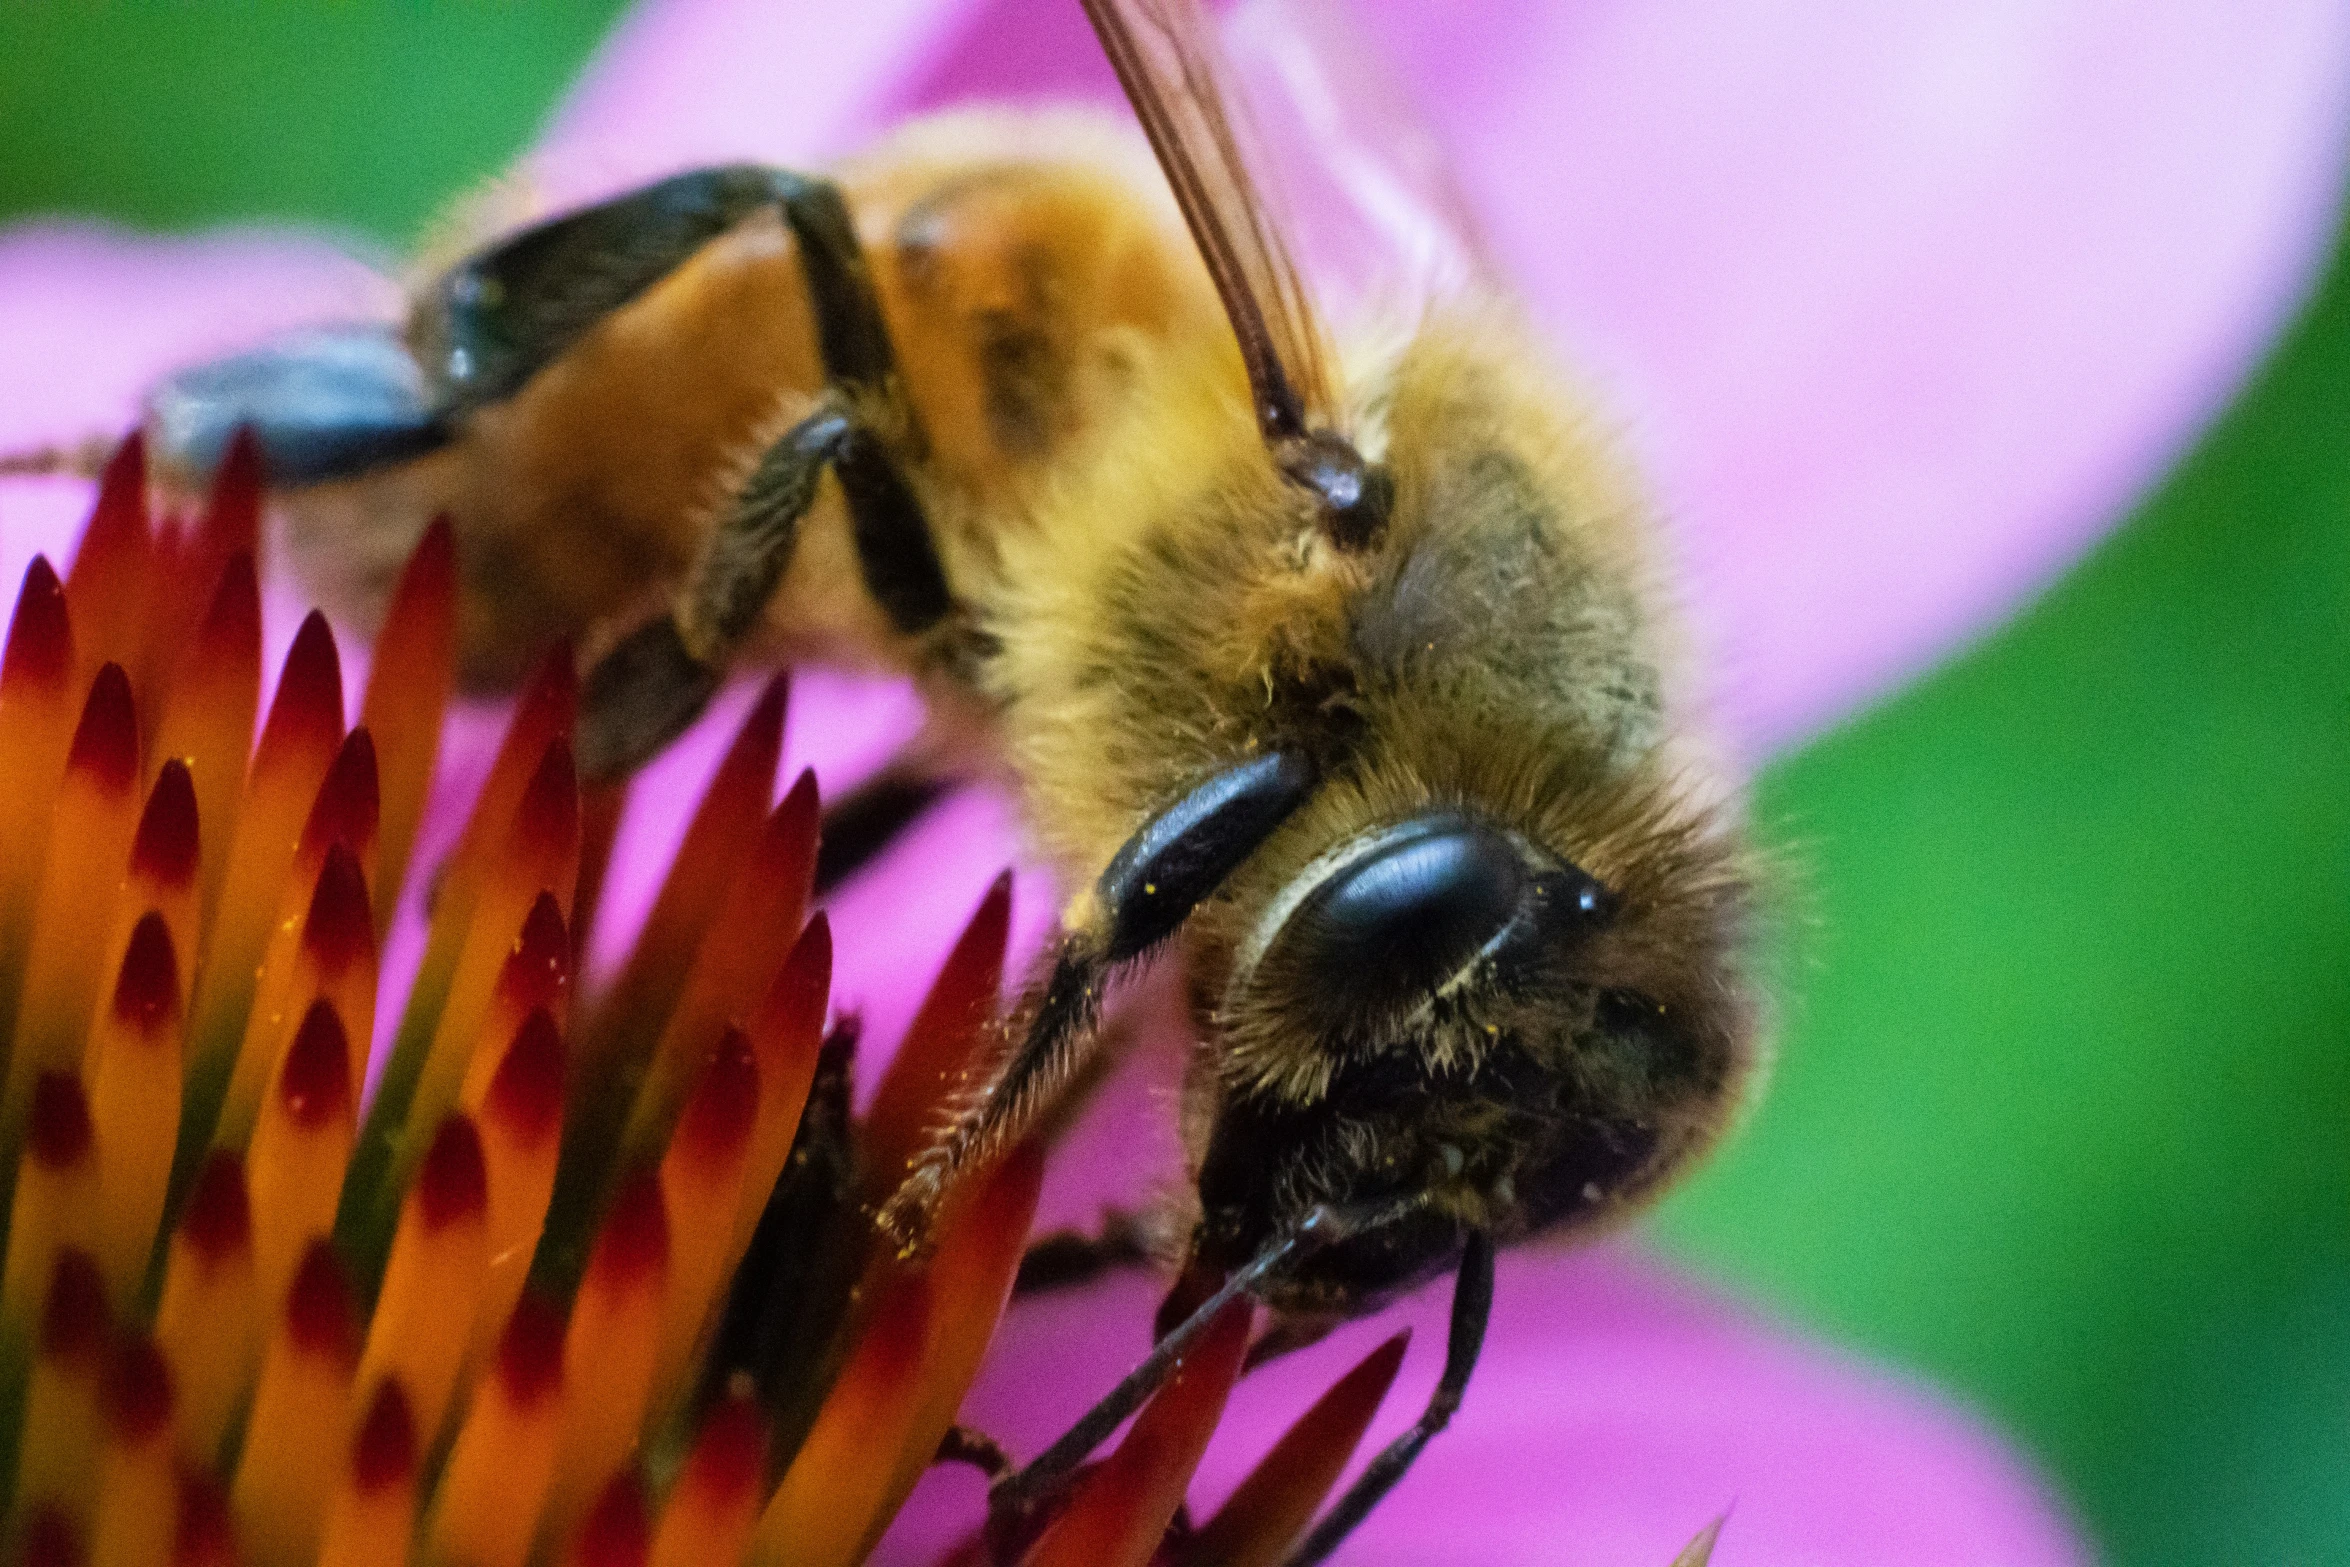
[
  {"x1": 987, "y1": 1198, "x2": 1396, "y2": 1534},
  {"x1": 877, "y1": 750, "x2": 1318, "y2": 1248},
  {"x1": 1284, "y1": 1232, "x2": 1496, "y2": 1566}
]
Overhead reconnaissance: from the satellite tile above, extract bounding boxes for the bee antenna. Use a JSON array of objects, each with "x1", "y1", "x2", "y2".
[{"x1": 1278, "y1": 428, "x2": 1391, "y2": 552}]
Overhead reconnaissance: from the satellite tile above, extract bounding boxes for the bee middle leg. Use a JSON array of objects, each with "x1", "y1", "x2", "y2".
[
  {"x1": 1013, "y1": 1209, "x2": 1154, "y2": 1297},
  {"x1": 413, "y1": 160, "x2": 952, "y2": 779}
]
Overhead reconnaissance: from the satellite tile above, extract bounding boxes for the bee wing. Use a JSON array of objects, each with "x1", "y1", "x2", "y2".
[
  {"x1": 1221, "y1": 0, "x2": 1493, "y2": 319},
  {"x1": 1082, "y1": 0, "x2": 1339, "y2": 445}
]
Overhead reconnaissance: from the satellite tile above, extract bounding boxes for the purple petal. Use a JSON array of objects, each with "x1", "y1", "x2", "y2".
[
  {"x1": 8, "y1": 0, "x2": 2345, "y2": 752},
  {"x1": 532, "y1": 0, "x2": 977, "y2": 197},
  {"x1": 878, "y1": 1248, "x2": 2084, "y2": 1565},
  {"x1": 0, "y1": 224, "x2": 396, "y2": 447},
  {"x1": 0, "y1": 12, "x2": 2329, "y2": 1550}
]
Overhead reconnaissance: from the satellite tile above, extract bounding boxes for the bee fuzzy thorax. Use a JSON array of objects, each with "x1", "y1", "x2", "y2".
[{"x1": 988, "y1": 300, "x2": 1717, "y2": 887}]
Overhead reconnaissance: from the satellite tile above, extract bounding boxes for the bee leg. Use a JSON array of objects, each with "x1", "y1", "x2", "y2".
[
  {"x1": 577, "y1": 387, "x2": 951, "y2": 779},
  {"x1": 1013, "y1": 1208, "x2": 1153, "y2": 1296},
  {"x1": 990, "y1": 1204, "x2": 1355, "y2": 1523},
  {"x1": 419, "y1": 163, "x2": 895, "y2": 411},
  {"x1": 933, "y1": 1424, "x2": 1016, "y2": 1481},
  {"x1": 144, "y1": 323, "x2": 452, "y2": 485},
  {"x1": 876, "y1": 750, "x2": 1319, "y2": 1246},
  {"x1": 814, "y1": 762, "x2": 953, "y2": 895},
  {"x1": 578, "y1": 616, "x2": 731, "y2": 784},
  {"x1": 1283, "y1": 1232, "x2": 1497, "y2": 1566},
  {"x1": 463, "y1": 162, "x2": 936, "y2": 779}
]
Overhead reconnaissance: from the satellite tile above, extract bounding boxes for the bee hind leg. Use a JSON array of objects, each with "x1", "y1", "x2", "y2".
[{"x1": 144, "y1": 323, "x2": 452, "y2": 486}]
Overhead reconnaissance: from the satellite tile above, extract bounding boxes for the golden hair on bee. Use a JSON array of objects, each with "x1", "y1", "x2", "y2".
[{"x1": 126, "y1": 0, "x2": 1762, "y2": 1555}]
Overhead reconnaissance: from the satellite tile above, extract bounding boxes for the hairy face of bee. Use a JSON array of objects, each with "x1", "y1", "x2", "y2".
[{"x1": 1194, "y1": 801, "x2": 1744, "y2": 1313}]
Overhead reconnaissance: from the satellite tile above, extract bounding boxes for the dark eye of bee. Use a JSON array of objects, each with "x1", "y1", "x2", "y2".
[{"x1": 1286, "y1": 814, "x2": 1534, "y2": 1009}]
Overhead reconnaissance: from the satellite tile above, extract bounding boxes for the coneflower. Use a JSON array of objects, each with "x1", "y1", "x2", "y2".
[{"x1": 0, "y1": 439, "x2": 1412, "y2": 1567}]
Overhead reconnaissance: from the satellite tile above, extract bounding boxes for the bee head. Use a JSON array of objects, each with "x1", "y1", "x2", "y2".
[{"x1": 1196, "y1": 795, "x2": 1754, "y2": 1312}]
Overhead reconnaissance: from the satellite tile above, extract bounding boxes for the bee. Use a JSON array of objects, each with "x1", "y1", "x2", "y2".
[{"x1": 140, "y1": 0, "x2": 1760, "y2": 1555}]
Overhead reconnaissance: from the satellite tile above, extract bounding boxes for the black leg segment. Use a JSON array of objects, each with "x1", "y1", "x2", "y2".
[
  {"x1": 1013, "y1": 1208, "x2": 1153, "y2": 1297},
  {"x1": 577, "y1": 617, "x2": 728, "y2": 782},
  {"x1": 836, "y1": 421, "x2": 953, "y2": 634},
  {"x1": 420, "y1": 165, "x2": 781, "y2": 409},
  {"x1": 578, "y1": 402, "x2": 850, "y2": 781},
  {"x1": 143, "y1": 163, "x2": 899, "y2": 491},
  {"x1": 418, "y1": 163, "x2": 900, "y2": 412},
  {"x1": 1286, "y1": 1232, "x2": 1497, "y2": 1566},
  {"x1": 813, "y1": 763, "x2": 952, "y2": 896}
]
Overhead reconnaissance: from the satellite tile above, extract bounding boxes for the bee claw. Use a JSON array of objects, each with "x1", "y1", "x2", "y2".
[{"x1": 875, "y1": 1167, "x2": 946, "y2": 1258}]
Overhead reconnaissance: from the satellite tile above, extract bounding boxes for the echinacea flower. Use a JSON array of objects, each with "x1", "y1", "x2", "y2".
[{"x1": 2, "y1": 2, "x2": 2345, "y2": 1563}]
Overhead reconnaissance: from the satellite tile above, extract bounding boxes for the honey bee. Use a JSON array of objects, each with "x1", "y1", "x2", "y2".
[{"x1": 140, "y1": 0, "x2": 1760, "y2": 1555}]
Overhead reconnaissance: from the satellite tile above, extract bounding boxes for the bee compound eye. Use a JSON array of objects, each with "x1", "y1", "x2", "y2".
[{"x1": 1287, "y1": 815, "x2": 1528, "y2": 1007}]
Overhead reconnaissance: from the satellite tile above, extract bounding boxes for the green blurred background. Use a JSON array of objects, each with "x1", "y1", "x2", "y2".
[{"x1": 0, "y1": 9, "x2": 2342, "y2": 1564}]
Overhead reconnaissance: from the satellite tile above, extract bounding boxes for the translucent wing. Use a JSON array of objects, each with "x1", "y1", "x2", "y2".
[
  {"x1": 1220, "y1": 0, "x2": 1491, "y2": 323},
  {"x1": 1081, "y1": 0, "x2": 1338, "y2": 446}
]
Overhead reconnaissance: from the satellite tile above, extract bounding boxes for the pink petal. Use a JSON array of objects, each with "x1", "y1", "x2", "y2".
[
  {"x1": 532, "y1": 0, "x2": 978, "y2": 197},
  {"x1": 1350, "y1": 0, "x2": 2350, "y2": 755},
  {"x1": 0, "y1": 226, "x2": 399, "y2": 702},
  {"x1": 880, "y1": 1249, "x2": 2084, "y2": 1565}
]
